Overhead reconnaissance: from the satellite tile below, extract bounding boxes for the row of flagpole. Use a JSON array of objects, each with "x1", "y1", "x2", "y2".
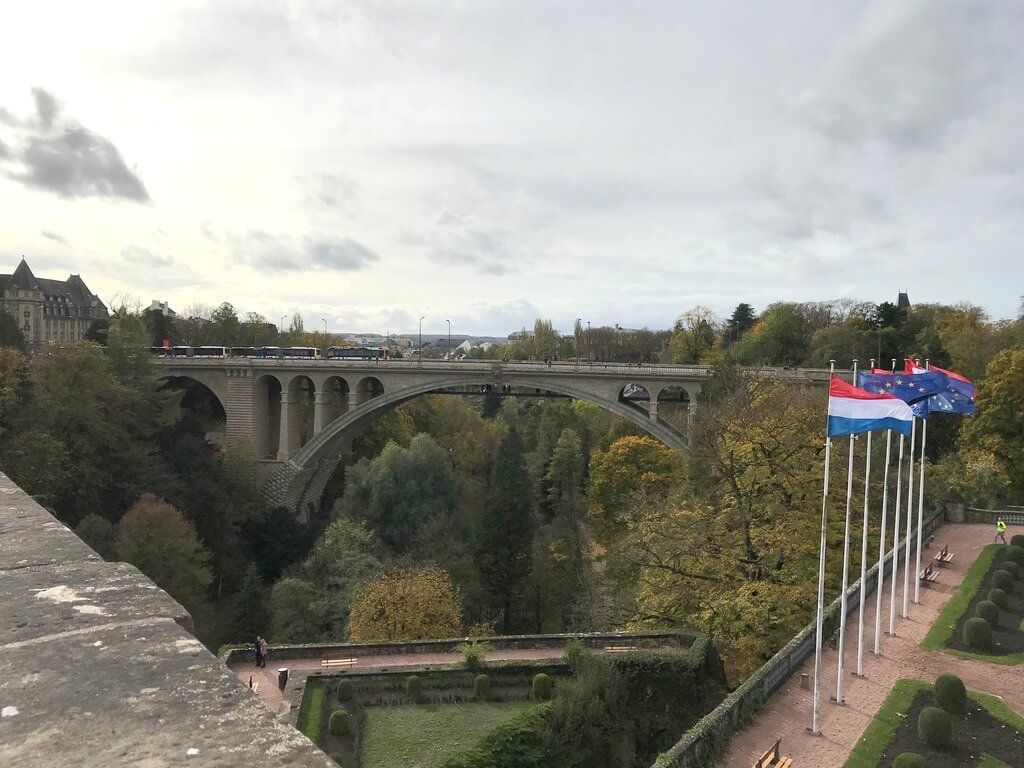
[{"x1": 810, "y1": 356, "x2": 959, "y2": 734}]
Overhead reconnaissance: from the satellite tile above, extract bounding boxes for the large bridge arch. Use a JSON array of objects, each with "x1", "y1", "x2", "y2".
[{"x1": 264, "y1": 374, "x2": 689, "y2": 521}]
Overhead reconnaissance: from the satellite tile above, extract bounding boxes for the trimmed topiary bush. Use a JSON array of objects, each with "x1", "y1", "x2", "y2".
[
  {"x1": 1010, "y1": 534, "x2": 1024, "y2": 549},
  {"x1": 918, "y1": 705, "x2": 953, "y2": 750},
  {"x1": 1003, "y1": 560, "x2": 1021, "y2": 578},
  {"x1": 406, "y1": 675, "x2": 425, "y2": 704},
  {"x1": 532, "y1": 673, "x2": 553, "y2": 701},
  {"x1": 964, "y1": 617, "x2": 993, "y2": 651},
  {"x1": 474, "y1": 673, "x2": 492, "y2": 701},
  {"x1": 457, "y1": 641, "x2": 491, "y2": 672},
  {"x1": 329, "y1": 709, "x2": 350, "y2": 737},
  {"x1": 934, "y1": 674, "x2": 967, "y2": 715},
  {"x1": 1006, "y1": 545, "x2": 1024, "y2": 566},
  {"x1": 563, "y1": 637, "x2": 588, "y2": 670},
  {"x1": 976, "y1": 600, "x2": 1000, "y2": 626},
  {"x1": 335, "y1": 679, "x2": 353, "y2": 702},
  {"x1": 992, "y1": 569, "x2": 1015, "y2": 592},
  {"x1": 893, "y1": 753, "x2": 927, "y2": 768},
  {"x1": 989, "y1": 587, "x2": 1008, "y2": 609}
]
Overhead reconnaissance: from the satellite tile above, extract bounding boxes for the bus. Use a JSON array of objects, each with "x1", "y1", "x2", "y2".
[
  {"x1": 192, "y1": 346, "x2": 229, "y2": 358},
  {"x1": 254, "y1": 346, "x2": 321, "y2": 359},
  {"x1": 325, "y1": 346, "x2": 390, "y2": 361}
]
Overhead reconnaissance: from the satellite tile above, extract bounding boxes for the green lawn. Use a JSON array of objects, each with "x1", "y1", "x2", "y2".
[
  {"x1": 978, "y1": 755, "x2": 1012, "y2": 768},
  {"x1": 296, "y1": 677, "x2": 326, "y2": 742},
  {"x1": 361, "y1": 701, "x2": 533, "y2": 768}
]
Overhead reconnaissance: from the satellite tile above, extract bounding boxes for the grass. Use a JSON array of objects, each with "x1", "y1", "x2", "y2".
[
  {"x1": 978, "y1": 755, "x2": 1011, "y2": 768},
  {"x1": 361, "y1": 701, "x2": 533, "y2": 768},
  {"x1": 843, "y1": 678, "x2": 1024, "y2": 768},
  {"x1": 296, "y1": 677, "x2": 326, "y2": 743}
]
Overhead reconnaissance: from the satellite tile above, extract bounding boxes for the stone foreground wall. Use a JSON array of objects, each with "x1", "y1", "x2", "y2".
[{"x1": 0, "y1": 471, "x2": 334, "y2": 768}]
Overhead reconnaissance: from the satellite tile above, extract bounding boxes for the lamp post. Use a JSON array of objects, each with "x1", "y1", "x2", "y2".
[
  {"x1": 280, "y1": 314, "x2": 287, "y2": 342},
  {"x1": 587, "y1": 321, "x2": 592, "y2": 365},
  {"x1": 322, "y1": 318, "x2": 328, "y2": 348},
  {"x1": 418, "y1": 316, "x2": 424, "y2": 365},
  {"x1": 446, "y1": 319, "x2": 451, "y2": 360}
]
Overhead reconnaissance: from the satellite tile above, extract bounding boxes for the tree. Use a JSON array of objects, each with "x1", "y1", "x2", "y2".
[
  {"x1": 476, "y1": 426, "x2": 534, "y2": 632},
  {"x1": 964, "y1": 347, "x2": 1024, "y2": 500},
  {"x1": 347, "y1": 565, "x2": 462, "y2": 642},
  {"x1": 231, "y1": 564, "x2": 269, "y2": 641},
  {"x1": 142, "y1": 307, "x2": 175, "y2": 347},
  {"x1": 268, "y1": 577, "x2": 318, "y2": 642},
  {"x1": 0, "y1": 312, "x2": 26, "y2": 350},
  {"x1": 115, "y1": 494, "x2": 213, "y2": 621},
  {"x1": 0, "y1": 347, "x2": 28, "y2": 432},
  {"x1": 733, "y1": 303, "x2": 809, "y2": 366},
  {"x1": 545, "y1": 428, "x2": 585, "y2": 517},
  {"x1": 724, "y1": 303, "x2": 756, "y2": 346},
  {"x1": 662, "y1": 306, "x2": 719, "y2": 364},
  {"x1": 106, "y1": 314, "x2": 156, "y2": 389},
  {"x1": 75, "y1": 513, "x2": 116, "y2": 559},
  {"x1": 209, "y1": 302, "x2": 241, "y2": 345},
  {"x1": 586, "y1": 436, "x2": 684, "y2": 544}
]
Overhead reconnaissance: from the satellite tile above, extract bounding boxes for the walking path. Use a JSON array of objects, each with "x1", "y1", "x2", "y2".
[{"x1": 720, "y1": 522, "x2": 1024, "y2": 768}]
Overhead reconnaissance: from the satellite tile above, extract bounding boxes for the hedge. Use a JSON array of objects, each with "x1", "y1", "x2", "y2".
[{"x1": 440, "y1": 703, "x2": 553, "y2": 768}]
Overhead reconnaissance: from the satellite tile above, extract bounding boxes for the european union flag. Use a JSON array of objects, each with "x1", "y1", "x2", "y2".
[
  {"x1": 905, "y1": 363, "x2": 976, "y2": 417},
  {"x1": 856, "y1": 371, "x2": 948, "y2": 407}
]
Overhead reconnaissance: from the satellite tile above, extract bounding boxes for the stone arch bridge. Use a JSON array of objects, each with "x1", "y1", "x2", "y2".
[{"x1": 153, "y1": 358, "x2": 830, "y2": 521}]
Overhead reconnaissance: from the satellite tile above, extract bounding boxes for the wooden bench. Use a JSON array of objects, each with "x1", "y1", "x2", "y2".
[
  {"x1": 753, "y1": 738, "x2": 792, "y2": 768},
  {"x1": 321, "y1": 658, "x2": 358, "y2": 669},
  {"x1": 919, "y1": 563, "x2": 939, "y2": 586},
  {"x1": 604, "y1": 645, "x2": 637, "y2": 654},
  {"x1": 933, "y1": 544, "x2": 956, "y2": 566}
]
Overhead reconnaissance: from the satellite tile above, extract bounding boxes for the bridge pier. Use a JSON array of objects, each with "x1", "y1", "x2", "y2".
[
  {"x1": 648, "y1": 401, "x2": 659, "y2": 422},
  {"x1": 277, "y1": 391, "x2": 297, "y2": 461}
]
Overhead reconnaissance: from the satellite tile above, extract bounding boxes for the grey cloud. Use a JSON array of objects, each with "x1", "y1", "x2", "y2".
[
  {"x1": 0, "y1": 88, "x2": 149, "y2": 202},
  {"x1": 121, "y1": 246, "x2": 174, "y2": 268},
  {"x1": 41, "y1": 230, "x2": 67, "y2": 245},
  {"x1": 429, "y1": 227, "x2": 522, "y2": 276},
  {"x1": 234, "y1": 231, "x2": 380, "y2": 272},
  {"x1": 306, "y1": 173, "x2": 361, "y2": 209},
  {"x1": 0, "y1": 137, "x2": 9, "y2": 159}
]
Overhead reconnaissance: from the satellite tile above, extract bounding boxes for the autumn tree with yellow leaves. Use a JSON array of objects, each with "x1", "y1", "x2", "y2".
[{"x1": 347, "y1": 565, "x2": 462, "y2": 643}]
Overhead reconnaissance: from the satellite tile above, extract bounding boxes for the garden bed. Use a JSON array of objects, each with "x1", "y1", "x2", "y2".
[{"x1": 845, "y1": 678, "x2": 1024, "y2": 768}]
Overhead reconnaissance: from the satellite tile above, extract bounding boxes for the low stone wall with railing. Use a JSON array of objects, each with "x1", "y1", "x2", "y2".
[{"x1": 652, "y1": 509, "x2": 945, "y2": 768}]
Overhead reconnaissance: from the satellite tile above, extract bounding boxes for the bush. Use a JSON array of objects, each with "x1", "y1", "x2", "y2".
[
  {"x1": 1003, "y1": 560, "x2": 1021, "y2": 578},
  {"x1": 1006, "y1": 545, "x2": 1024, "y2": 566},
  {"x1": 1010, "y1": 534, "x2": 1024, "y2": 549},
  {"x1": 532, "y1": 673, "x2": 553, "y2": 701},
  {"x1": 406, "y1": 675, "x2": 425, "y2": 704},
  {"x1": 976, "y1": 600, "x2": 1000, "y2": 626},
  {"x1": 934, "y1": 674, "x2": 967, "y2": 714},
  {"x1": 329, "y1": 709, "x2": 350, "y2": 737},
  {"x1": 988, "y1": 588, "x2": 1008, "y2": 609},
  {"x1": 474, "y1": 673, "x2": 491, "y2": 701},
  {"x1": 457, "y1": 641, "x2": 491, "y2": 671},
  {"x1": 964, "y1": 617, "x2": 993, "y2": 651},
  {"x1": 335, "y1": 679, "x2": 354, "y2": 702},
  {"x1": 441, "y1": 703, "x2": 552, "y2": 768},
  {"x1": 563, "y1": 637, "x2": 589, "y2": 670},
  {"x1": 892, "y1": 753, "x2": 926, "y2": 768},
  {"x1": 918, "y1": 706, "x2": 952, "y2": 750},
  {"x1": 992, "y1": 569, "x2": 1015, "y2": 592}
]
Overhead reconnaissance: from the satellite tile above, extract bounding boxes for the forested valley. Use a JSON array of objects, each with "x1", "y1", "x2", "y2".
[{"x1": 1, "y1": 297, "x2": 1022, "y2": 681}]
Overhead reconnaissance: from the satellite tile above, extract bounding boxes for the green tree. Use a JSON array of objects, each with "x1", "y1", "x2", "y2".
[
  {"x1": 965, "y1": 347, "x2": 1024, "y2": 500},
  {"x1": 142, "y1": 307, "x2": 175, "y2": 347},
  {"x1": 209, "y1": 302, "x2": 241, "y2": 345},
  {"x1": 0, "y1": 312, "x2": 26, "y2": 350},
  {"x1": 734, "y1": 303, "x2": 809, "y2": 366},
  {"x1": 662, "y1": 306, "x2": 718, "y2": 364},
  {"x1": 476, "y1": 426, "x2": 534, "y2": 632},
  {"x1": 545, "y1": 428, "x2": 585, "y2": 517},
  {"x1": 232, "y1": 564, "x2": 269, "y2": 641},
  {"x1": 268, "y1": 577, "x2": 318, "y2": 642},
  {"x1": 75, "y1": 513, "x2": 116, "y2": 559},
  {"x1": 724, "y1": 303, "x2": 756, "y2": 346}
]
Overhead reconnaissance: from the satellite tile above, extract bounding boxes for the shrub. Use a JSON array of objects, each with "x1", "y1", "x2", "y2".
[
  {"x1": 976, "y1": 600, "x2": 1000, "y2": 626},
  {"x1": 918, "y1": 706, "x2": 952, "y2": 750},
  {"x1": 988, "y1": 588, "x2": 1008, "y2": 609},
  {"x1": 532, "y1": 673, "x2": 553, "y2": 701},
  {"x1": 934, "y1": 674, "x2": 967, "y2": 714},
  {"x1": 964, "y1": 617, "x2": 992, "y2": 651},
  {"x1": 457, "y1": 641, "x2": 491, "y2": 671},
  {"x1": 1010, "y1": 534, "x2": 1024, "y2": 549},
  {"x1": 1006, "y1": 545, "x2": 1024, "y2": 566},
  {"x1": 329, "y1": 709, "x2": 350, "y2": 737},
  {"x1": 406, "y1": 675, "x2": 425, "y2": 704},
  {"x1": 563, "y1": 637, "x2": 589, "y2": 670},
  {"x1": 992, "y1": 569, "x2": 1015, "y2": 592},
  {"x1": 1003, "y1": 560, "x2": 1021, "y2": 578},
  {"x1": 892, "y1": 753, "x2": 926, "y2": 768},
  {"x1": 335, "y1": 679, "x2": 354, "y2": 702},
  {"x1": 474, "y1": 673, "x2": 491, "y2": 701}
]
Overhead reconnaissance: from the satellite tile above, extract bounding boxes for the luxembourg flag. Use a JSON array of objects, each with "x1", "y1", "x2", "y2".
[{"x1": 827, "y1": 376, "x2": 914, "y2": 437}]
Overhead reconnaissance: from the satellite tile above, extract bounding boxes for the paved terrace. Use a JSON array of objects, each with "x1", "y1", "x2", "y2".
[
  {"x1": 0, "y1": 472, "x2": 333, "y2": 768},
  {"x1": 720, "y1": 521, "x2": 1024, "y2": 768}
]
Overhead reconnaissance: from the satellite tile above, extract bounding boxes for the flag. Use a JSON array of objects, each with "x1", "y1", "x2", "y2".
[
  {"x1": 827, "y1": 376, "x2": 914, "y2": 437},
  {"x1": 856, "y1": 370, "x2": 948, "y2": 405},
  {"x1": 905, "y1": 360, "x2": 976, "y2": 416}
]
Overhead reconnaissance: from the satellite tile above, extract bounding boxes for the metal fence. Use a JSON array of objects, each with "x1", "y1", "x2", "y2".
[{"x1": 966, "y1": 507, "x2": 1024, "y2": 526}]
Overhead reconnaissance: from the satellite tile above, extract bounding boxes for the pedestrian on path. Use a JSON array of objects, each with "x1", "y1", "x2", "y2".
[
  {"x1": 995, "y1": 517, "x2": 1007, "y2": 544},
  {"x1": 258, "y1": 636, "x2": 269, "y2": 668}
]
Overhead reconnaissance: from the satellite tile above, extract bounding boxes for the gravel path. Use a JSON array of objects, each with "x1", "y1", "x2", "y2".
[{"x1": 719, "y1": 522, "x2": 1024, "y2": 768}]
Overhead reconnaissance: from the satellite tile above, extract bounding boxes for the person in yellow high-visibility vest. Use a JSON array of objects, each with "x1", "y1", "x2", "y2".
[{"x1": 995, "y1": 517, "x2": 1007, "y2": 544}]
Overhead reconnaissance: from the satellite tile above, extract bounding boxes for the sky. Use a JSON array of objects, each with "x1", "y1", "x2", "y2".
[{"x1": 1, "y1": 1, "x2": 1022, "y2": 336}]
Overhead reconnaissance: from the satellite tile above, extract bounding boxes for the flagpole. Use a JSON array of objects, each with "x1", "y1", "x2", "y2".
[
  {"x1": 855, "y1": 358, "x2": 874, "y2": 676},
  {"x1": 914, "y1": 359, "x2": 929, "y2": 604},
  {"x1": 810, "y1": 360, "x2": 836, "y2": 735},
  {"x1": 874, "y1": 424, "x2": 892, "y2": 652},
  {"x1": 835, "y1": 359, "x2": 857, "y2": 704},
  {"x1": 888, "y1": 430, "x2": 904, "y2": 635},
  {"x1": 902, "y1": 414, "x2": 916, "y2": 618}
]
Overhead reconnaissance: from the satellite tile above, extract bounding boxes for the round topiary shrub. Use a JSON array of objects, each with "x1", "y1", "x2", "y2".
[
  {"x1": 964, "y1": 617, "x2": 993, "y2": 651},
  {"x1": 992, "y1": 569, "x2": 1015, "y2": 592},
  {"x1": 474, "y1": 673, "x2": 491, "y2": 701},
  {"x1": 1006, "y1": 545, "x2": 1024, "y2": 566},
  {"x1": 532, "y1": 673, "x2": 553, "y2": 701},
  {"x1": 1003, "y1": 560, "x2": 1021, "y2": 578},
  {"x1": 893, "y1": 753, "x2": 927, "y2": 768},
  {"x1": 988, "y1": 587, "x2": 1008, "y2": 609},
  {"x1": 406, "y1": 675, "x2": 424, "y2": 704},
  {"x1": 335, "y1": 679, "x2": 354, "y2": 702},
  {"x1": 918, "y1": 705, "x2": 953, "y2": 750},
  {"x1": 1010, "y1": 534, "x2": 1024, "y2": 549},
  {"x1": 329, "y1": 709, "x2": 350, "y2": 737},
  {"x1": 934, "y1": 674, "x2": 967, "y2": 714},
  {"x1": 976, "y1": 600, "x2": 1000, "y2": 626}
]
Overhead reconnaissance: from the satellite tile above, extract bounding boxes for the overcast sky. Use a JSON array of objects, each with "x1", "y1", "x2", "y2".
[{"x1": 1, "y1": 1, "x2": 1022, "y2": 335}]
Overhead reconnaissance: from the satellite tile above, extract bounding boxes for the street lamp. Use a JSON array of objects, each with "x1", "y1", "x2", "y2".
[
  {"x1": 446, "y1": 319, "x2": 451, "y2": 360},
  {"x1": 322, "y1": 318, "x2": 328, "y2": 348},
  {"x1": 418, "y1": 316, "x2": 425, "y2": 364},
  {"x1": 587, "y1": 321, "x2": 592, "y2": 365},
  {"x1": 280, "y1": 314, "x2": 287, "y2": 341}
]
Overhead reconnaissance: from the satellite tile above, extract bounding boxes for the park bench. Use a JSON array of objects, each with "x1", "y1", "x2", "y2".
[
  {"x1": 933, "y1": 544, "x2": 956, "y2": 566},
  {"x1": 604, "y1": 645, "x2": 637, "y2": 654},
  {"x1": 919, "y1": 563, "x2": 939, "y2": 587},
  {"x1": 321, "y1": 658, "x2": 358, "y2": 669},
  {"x1": 753, "y1": 738, "x2": 792, "y2": 768}
]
